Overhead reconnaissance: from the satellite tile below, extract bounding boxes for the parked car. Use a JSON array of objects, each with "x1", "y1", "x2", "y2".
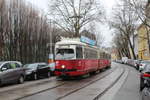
[
  {"x1": 141, "y1": 80, "x2": 150, "y2": 100},
  {"x1": 0, "y1": 61, "x2": 25, "y2": 85},
  {"x1": 122, "y1": 57, "x2": 128, "y2": 64},
  {"x1": 141, "y1": 65, "x2": 150, "y2": 100},
  {"x1": 140, "y1": 64, "x2": 150, "y2": 91},
  {"x1": 134, "y1": 60, "x2": 142, "y2": 70},
  {"x1": 139, "y1": 61, "x2": 150, "y2": 72},
  {"x1": 115, "y1": 60, "x2": 123, "y2": 64},
  {"x1": 126, "y1": 59, "x2": 136, "y2": 67},
  {"x1": 24, "y1": 63, "x2": 51, "y2": 80}
]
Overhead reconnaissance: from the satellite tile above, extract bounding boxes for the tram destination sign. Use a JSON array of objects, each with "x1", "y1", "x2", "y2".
[{"x1": 80, "y1": 36, "x2": 96, "y2": 46}]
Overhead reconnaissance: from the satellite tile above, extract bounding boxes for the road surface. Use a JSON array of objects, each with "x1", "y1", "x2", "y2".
[{"x1": 0, "y1": 62, "x2": 142, "y2": 100}]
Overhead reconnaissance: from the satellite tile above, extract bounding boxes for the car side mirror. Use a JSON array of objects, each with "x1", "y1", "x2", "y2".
[{"x1": 1, "y1": 67, "x2": 7, "y2": 71}]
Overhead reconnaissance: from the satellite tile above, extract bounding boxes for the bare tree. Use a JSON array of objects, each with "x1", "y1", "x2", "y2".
[
  {"x1": 0, "y1": 0, "x2": 54, "y2": 63},
  {"x1": 87, "y1": 23, "x2": 105, "y2": 47},
  {"x1": 127, "y1": 0, "x2": 150, "y2": 54},
  {"x1": 109, "y1": 0, "x2": 139, "y2": 59},
  {"x1": 48, "y1": 0, "x2": 104, "y2": 37},
  {"x1": 113, "y1": 31, "x2": 131, "y2": 58},
  {"x1": 129, "y1": 0, "x2": 150, "y2": 28}
]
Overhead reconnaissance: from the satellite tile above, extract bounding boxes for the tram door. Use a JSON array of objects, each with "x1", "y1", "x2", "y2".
[{"x1": 76, "y1": 46, "x2": 84, "y2": 70}]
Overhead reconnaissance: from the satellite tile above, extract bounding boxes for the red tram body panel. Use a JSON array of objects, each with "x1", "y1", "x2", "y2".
[
  {"x1": 55, "y1": 59, "x2": 99, "y2": 76},
  {"x1": 54, "y1": 39, "x2": 111, "y2": 77}
]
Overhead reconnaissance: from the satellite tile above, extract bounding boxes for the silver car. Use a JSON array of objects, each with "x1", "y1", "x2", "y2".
[
  {"x1": 0, "y1": 61, "x2": 25, "y2": 85},
  {"x1": 139, "y1": 61, "x2": 150, "y2": 72}
]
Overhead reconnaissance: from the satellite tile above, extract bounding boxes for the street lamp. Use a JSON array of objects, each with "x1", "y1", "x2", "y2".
[{"x1": 47, "y1": 20, "x2": 55, "y2": 64}]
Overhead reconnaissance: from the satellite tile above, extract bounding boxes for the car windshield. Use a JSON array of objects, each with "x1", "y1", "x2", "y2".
[
  {"x1": 144, "y1": 65, "x2": 150, "y2": 72},
  {"x1": 55, "y1": 48, "x2": 75, "y2": 60},
  {"x1": 24, "y1": 64, "x2": 37, "y2": 69},
  {"x1": 141, "y1": 61, "x2": 150, "y2": 64}
]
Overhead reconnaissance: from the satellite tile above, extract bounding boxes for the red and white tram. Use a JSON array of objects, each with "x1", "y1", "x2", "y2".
[{"x1": 54, "y1": 39, "x2": 111, "y2": 78}]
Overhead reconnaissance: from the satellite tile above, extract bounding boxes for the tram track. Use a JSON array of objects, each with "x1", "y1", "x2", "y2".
[
  {"x1": 0, "y1": 63, "x2": 118, "y2": 100},
  {"x1": 0, "y1": 78, "x2": 66, "y2": 100},
  {"x1": 0, "y1": 77, "x2": 57, "y2": 93},
  {"x1": 93, "y1": 66, "x2": 126, "y2": 100},
  {"x1": 57, "y1": 65, "x2": 125, "y2": 100},
  {"x1": 56, "y1": 67, "x2": 119, "y2": 100},
  {"x1": 19, "y1": 64, "x2": 119, "y2": 100}
]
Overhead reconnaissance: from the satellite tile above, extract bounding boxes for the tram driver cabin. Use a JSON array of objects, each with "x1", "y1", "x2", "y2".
[{"x1": 54, "y1": 38, "x2": 111, "y2": 78}]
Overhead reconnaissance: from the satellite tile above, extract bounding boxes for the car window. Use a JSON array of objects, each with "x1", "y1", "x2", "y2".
[
  {"x1": 144, "y1": 65, "x2": 150, "y2": 72},
  {"x1": 142, "y1": 61, "x2": 150, "y2": 64},
  {"x1": 10, "y1": 63, "x2": 16, "y2": 69},
  {"x1": 38, "y1": 64, "x2": 47, "y2": 68},
  {"x1": 1, "y1": 63, "x2": 12, "y2": 71},
  {"x1": 15, "y1": 63, "x2": 21, "y2": 68},
  {"x1": 26, "y1": 64, "x2": 38, "y2": 68}
]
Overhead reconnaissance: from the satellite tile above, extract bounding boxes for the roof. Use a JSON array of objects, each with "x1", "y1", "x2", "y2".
[
  {"x1": 56, "y1": 40, "x2": 87, "y2": 46},
  {"x1": 55, "y1": 38, "x2": 109, "y2": 53},
  {"x1": 0, "y1": 61, "x2": 22, "y2": 67}
]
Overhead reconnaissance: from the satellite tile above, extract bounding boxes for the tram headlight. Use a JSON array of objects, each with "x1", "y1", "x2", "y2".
[{"x1": 61, "y1": 65, "x2": 65, "y2": 69}]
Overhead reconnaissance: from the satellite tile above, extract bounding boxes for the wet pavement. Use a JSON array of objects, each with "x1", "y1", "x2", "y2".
[
  {"x1": 0, "y1": 63, "x2": 116, "y2": 100},
  {"x1": 21, "y1": 64, "x2": 123, "y2": 100},
  {"x1": 59, "y1": 66, "x2": 124, "y2": 100},
  {"x1": 0, "y1": 81, "x2": 65, "y2": 100},
  {"x1": 112, "y1": 64, "x2": 141, "y2": 100},
  {"x1": 99, "y1": 63, "x2": 141, "y2": 100},
  {"x1": 0, "y1": 63, "x2": 142, "y2": 100}
]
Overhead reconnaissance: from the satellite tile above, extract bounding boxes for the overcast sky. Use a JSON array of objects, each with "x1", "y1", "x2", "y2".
[{"x1": 26, "y1": 0, "x2": 118, "y2": 47}]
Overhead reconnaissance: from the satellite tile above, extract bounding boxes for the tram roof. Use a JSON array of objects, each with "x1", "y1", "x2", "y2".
[
  {"x1": 56, "y1": 40, "x2": 86, "y2": 46},
  {"x1": 56, "y1": 40, "x2": 112, "y2": 53},
  {"x1": 56, "y1": 40, "x2": 99, "y2": 48},
  {"x1": 56, "y1": 40, "x2": 111, "y2": 55}
]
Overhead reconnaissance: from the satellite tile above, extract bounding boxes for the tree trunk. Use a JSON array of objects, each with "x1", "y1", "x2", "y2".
[{"x1": 127, "y1": 35, "x2": 136, "y2": 59}]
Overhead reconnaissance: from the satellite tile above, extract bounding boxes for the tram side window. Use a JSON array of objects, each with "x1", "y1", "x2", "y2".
[
  {"x1": 76, "y1": 46, "x2": 83, "y2": 59},
  {"x1": 85, "y1": 48, "x2": 89, "y2": 59},
  {"x1": 85, "y1": 48, "x2": 98, "y2": 59},
  {"x1": 103, "y1": 53, "x2": 105, "y2": 59},
  {"x1": 99, "y1": 52, "x2": 103, "y2": 59}
]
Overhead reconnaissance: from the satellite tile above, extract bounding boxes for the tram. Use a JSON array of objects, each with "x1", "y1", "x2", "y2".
[{"x1": 54, "y1": 39, "x2": 111, "y2": 78}]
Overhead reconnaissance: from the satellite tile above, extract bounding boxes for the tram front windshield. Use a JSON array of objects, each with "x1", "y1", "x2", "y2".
[{"x1": 55, "y1": 48, "x2": 75, "y2": 60}]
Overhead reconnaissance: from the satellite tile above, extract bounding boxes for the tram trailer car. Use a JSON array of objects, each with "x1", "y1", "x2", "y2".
[{"x1": 54, "y1": 40, "x2": 111, "y2": 78}]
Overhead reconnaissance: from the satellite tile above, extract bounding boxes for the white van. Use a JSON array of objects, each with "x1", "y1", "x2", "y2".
[{"x1": 122, "y1": 57, "x2": 128, "y2": 64}]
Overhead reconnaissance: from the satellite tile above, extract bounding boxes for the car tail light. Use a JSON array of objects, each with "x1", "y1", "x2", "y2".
[{"x1": 142, "y1": 73, "x2": 150, "y2": 78}]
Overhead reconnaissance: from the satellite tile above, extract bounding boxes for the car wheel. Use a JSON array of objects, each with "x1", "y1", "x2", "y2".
[
  {"x1": 33, "y1": 73, "x2": 38, "y2": 80},
  {"x1": 47, "y1": 72, "x2": 51, "y2": 78},
  {"x1": 0, "y1": 79, "x2": 2, "y2": 86},
  {"x1": 18, "y1": 76, "x2": 24, "y2": 84}
]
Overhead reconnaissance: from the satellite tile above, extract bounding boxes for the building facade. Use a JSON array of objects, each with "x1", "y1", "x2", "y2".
[
  {"x1": 138, "y1": 24, "x2": 150, "y2": 60},
  {"x1": 137, "y1": 1, "x2": 150, "y2": 60}
]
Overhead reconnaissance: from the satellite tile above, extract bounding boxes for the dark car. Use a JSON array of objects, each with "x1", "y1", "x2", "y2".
[
  {"x1": 142, "y1": 81, "x2": 150, "y2": 100},
  {"x1": 141, "y1": 70, "x2": 150, "y2": 100},
  {"x1": 24, "y1": 63, "x2": 51, "y2": 80},
  {"x1": 134, "y1": 60, "x2": 140, "y2": 70},
  {"x1": 0, "y1": 61, "x2": 25, "y2": 85},
  {"x1": 140, "y1": 64, "x2": 150, "y2": 91}
]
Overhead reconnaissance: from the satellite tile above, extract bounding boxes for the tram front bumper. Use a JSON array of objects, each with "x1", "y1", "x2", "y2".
[
  {"x1": 55, "y1": 69, "x2": 77, "y2": 72},
  {"x1": 55, "y1": 69, "x2": 84, "y2": 76}
]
